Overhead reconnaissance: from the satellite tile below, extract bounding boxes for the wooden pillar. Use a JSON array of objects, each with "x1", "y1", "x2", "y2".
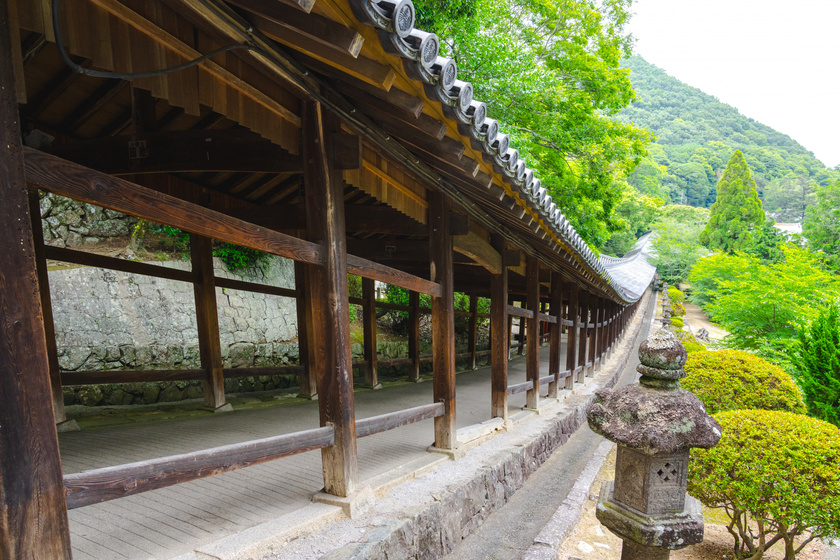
[
  {"x1": 408, "y1": 290, "x2": 421, "y2": 382},
  {"x1": 429, "y1": 191, "x2": 456, "y2": 450},
  {"x1": 564, "y1": 281, "x2": 579, "y2": 390},
  {"x1": 303, "y1": 99, "x2": 357, "y2": 496},
  {"x1": 28, "y1": 191, "x2": 70, "y2": 425},
  {"x1": 490, "y1": 235, "x2": 508, "y2": 419},
  {"x1": 507, "y1": 313, "x2": 514, "y2": 355},
  {"x1": 577, "y1": 291, "x2": 589, "y2": 383},
  {"x1": 525, "y1": 256, "x2": 540, "y2": 409},
  {"x1": 362, "y1": 277, "x2": 381, "y2": 389},
  {"x1": 190, "y1": 234, "x2": 228, "y2": 410},
  {"x1": 0, "y1": 1, "x2": 73, "y2": 551},
  {"x1": 468, "y1": 293, "x2": 478, "y2": 369},
  {"x1": 294, "y1": 260, "x2": 317, "y2": 398},
  {"x1": 588, "y1": 296, "x2": 599, "y2": 375},
  {"x1": 548, "y1": 272, "x2": 562, "y2": 398}
]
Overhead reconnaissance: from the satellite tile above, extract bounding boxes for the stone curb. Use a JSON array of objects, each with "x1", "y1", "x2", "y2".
[{"x1": 521, "y1": 439, "x2": 615, "y2": 560}]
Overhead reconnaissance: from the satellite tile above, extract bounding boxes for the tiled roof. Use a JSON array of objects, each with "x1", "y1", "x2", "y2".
[
  {"x1": 347, "y1": 0, "x2": 650, "y2": 302},
  {"x1": 599, "y1": 233, "x2": 657, "y2": 301}
]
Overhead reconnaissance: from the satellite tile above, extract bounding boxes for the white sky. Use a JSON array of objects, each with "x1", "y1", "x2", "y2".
[{"x1": 626, "y1": 0, "x2": 840, "y2": 168}]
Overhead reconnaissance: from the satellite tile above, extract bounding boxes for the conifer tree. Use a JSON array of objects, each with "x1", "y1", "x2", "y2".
[{"x1": 699, "y1": 150, "x2": 764, "y2": 252}]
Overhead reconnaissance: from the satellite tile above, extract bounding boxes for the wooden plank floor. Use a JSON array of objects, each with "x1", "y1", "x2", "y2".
[{"x1": 59, "y1": 344, "x2": 564, "y2": 559}]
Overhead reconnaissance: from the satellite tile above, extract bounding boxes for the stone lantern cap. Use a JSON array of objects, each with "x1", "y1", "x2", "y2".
[{"x1": 588, "y1": 329, "x2": 721, "y2": 455}]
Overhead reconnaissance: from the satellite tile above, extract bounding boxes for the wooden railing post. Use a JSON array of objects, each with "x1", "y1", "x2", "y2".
[
  {"x1": 565, "y1": 281, "x2": 579, "y2": 390},
  {"x1": 362, "y1": 277, "x2": 381, "y2": 389},
  {"x1": 525, "y1": 256, "x2": 540, "y2": 409},
  {"x1": 408, "y1": 290, "x2": 421, "y2": 382},
  {"x1": 0, "y1": 1, "x2": 73, "y2": 551},
  {"x1": 294, "y1": 260, "x2": 318, "y2": 398},
  {"x1": 429, "y1": 191, "x2": 456, "y2": 450},
  {"x1": 577, "y1": 290, "x2": 589, "y2": 383},
  {"x1": 490, "y1": 235, "x2": 509, "y2": 419},
  {"x1": 468, "y1": 293, "x2": 478, "y2": 370},
  {"x1": 548, "y1": 271, "x2": 562, "y2": 398},
  {"x1": 303, "y1": 99, "x2": 357, "y2": 497},
  {"x1": 190, "y1": 233, "x2": 229, "y2": 411}
]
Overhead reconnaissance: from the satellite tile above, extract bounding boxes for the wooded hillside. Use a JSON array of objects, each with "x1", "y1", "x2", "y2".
[{"x1": 618, "y1": 56, "x2": 839, "y2": 220}]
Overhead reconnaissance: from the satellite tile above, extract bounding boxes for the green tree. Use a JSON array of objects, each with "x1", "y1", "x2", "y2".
[
  {"x1": 650, "y1": 206, "x2": 708, "y2": 283},
  {"x1": 602, "y1": 187, "x2": 662, "y2": 256},
  {"x1": 699, "y1": 150, "x2": 765, "y2": 252},
  {"x1": 744, "y1": 217, "x2": 785, "y2": 263},
  {"x1": 689, "y1": 410, "x2": 840, "y2": 560},
  {"x1": 793, "y1": 302, "x2": 840, "y2": 427},
  {"x1": 414, "y1": 0, "x2": 649, "y2": 247},
  {"x1": 688, "y1": 245, "x2": 840, "y2": 366},
  {"x1": 803, "y1": 180, "x2": 840, "y2": 271}
]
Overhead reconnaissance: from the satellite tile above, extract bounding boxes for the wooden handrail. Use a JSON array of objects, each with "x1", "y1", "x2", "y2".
[
  {"x1": 356, "y1": 402, "x2": 443, "y2": 438},
  {"x1": 64, "y1": 425, "x2": 335, "y2": 508},
  {"x1": 506, "y1": 380, "x2": 533, "y2": 395}
]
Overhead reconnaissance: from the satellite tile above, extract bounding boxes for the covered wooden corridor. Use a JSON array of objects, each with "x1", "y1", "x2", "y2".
[{"x1": 0, "y1": 0, "x2": 654, "y2": 557}]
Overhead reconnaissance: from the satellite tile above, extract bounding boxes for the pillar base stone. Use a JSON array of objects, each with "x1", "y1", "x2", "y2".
[
  {"x1": 209, "y1": 403, "x2": 234, "y2": 413},
  {"x1": 56, "y1": 418, "x2": 80, "y2": 432},
  {"x1": 312, "y1": 485, "x2": 375, "y2": 519}
]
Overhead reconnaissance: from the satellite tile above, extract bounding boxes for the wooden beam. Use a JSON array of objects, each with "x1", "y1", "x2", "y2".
[
  {"x1": 525, "y1": 256, "x2": 540, "y2": 409},
  {"x1": 47, "y1": 130, "x2": 303, "y2": 175},
  {"x1": 0, "y1": 3, "x2": 72, "y2": 551},
  {"x1": 190, "y1": 234, "x2": 227, "y2": 409},
  {"x1": 490, "y1": 234, "x2": 509, "y2": 419},
  {"x1": 248, "y1": 12, "x2": 395, "y2": 90},
  {"x1": 362, "y1": 277, "x2": 380, "y2": 389},
  {"x1": 429, "y1": 191, "x2": 456, "y2": 450},
  {"x1": 346, "y1": 253, "x2": 441, "y2": 297},
  {"x1": 453, "y1": 231, "x2": 502, "y2": 274},
  {"x1": 303, "y1": 55, "x2": 424, "y2": 116},
  {"x1": 303, "y1": 99, "x2": 357, "y2": 497},
  {"x1": 338, "y1": 83, "x2": 444, "y2": 138},
  {"x1": 64, "y1": 426, "x2": 335, "y2": 509},
  {"x1": 28, "y1": 191, "x2": 67, "y2": 424},
  {"x1": 229, "y1": 0, "x2": 363, "y2": 57},
  {"x1": 24, "y1": 149, "x2": 324, "y2": 266}
]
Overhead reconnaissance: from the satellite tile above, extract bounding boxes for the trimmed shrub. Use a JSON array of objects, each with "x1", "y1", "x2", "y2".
[
  {"x1": 667, "y1": 286, "x2": 685, "y2": 303},
  {"x1": 682, "y1": 349, "x2": 806, "y2": 415},
  {"x1": 793, "y1": 302, "x2": 840, "y2": 427},
  {"x1": 674, "y1": 328, "x2": 705, "y2": 351},
  {"x1": 689, "y1": 410, "x2": 840, "y2": 559},
  {"x1": 672, "y1": 301, "x2": 686, "y2": 317},
  {"x1": 670, "y1": 316, "x2": 684, "y2": 328}
]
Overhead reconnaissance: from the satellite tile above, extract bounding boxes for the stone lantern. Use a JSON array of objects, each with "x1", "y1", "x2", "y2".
[{"x1": 587, "y1": 329, "x2": 721, "y2": 559}]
